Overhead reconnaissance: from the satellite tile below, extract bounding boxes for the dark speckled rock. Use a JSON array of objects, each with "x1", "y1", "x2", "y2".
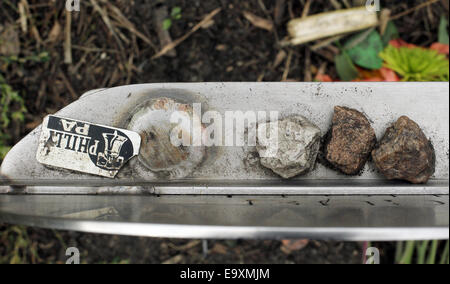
[
  {"x1": 372, "y1": 116, "x2": 435, "y2": 184},
  {"x1": 324, "y1": 106, "x2": 376, "y2": 175}
]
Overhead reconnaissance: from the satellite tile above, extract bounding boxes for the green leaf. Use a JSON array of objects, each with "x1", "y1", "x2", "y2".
[
  {"x1": 395, "y1": 241, "x2": 404, "y2": 264},
  {"x1": 171, "y1": 7, "x2": 181, "y2": 16},
  {"x1": 426, "y1": 240, "x2": 439, "y2": 264},
  {"x1": 335, "y1": 51, "x2": 359, "y2": 81},
  {"x1": 345, "y1": 29, "x2": 384, "y2": 70},
  {"x1": 171, "y1": 6, "x2": 182, "y2": 18},
  {"x1": 440, "y1": 240, "x2": 449, "y2": 265},
  {"x1": 438, "y1": 15, "x2": 449, "y2": 45},
  {"x1": 0, "y1": 145, "x2": 11, "y2": 160},
  {"x1": 399, "y1": 241, "x2": 415, "y2": 264},
  {"x1": 416, "y1": 241, "x2": 429, "y2": 264},
  {"x1": 11, "y1": 111, "x2": 25, "y2": 123},
  {"x1": 382, "y1": 21, "x2": 399, "y2": 47},
  {"x1": 380, "y1": 45, "x2": 449, "y2": 81},
  {"x1": 162, "y1": 18, "x2": 172, "y2": 30}
]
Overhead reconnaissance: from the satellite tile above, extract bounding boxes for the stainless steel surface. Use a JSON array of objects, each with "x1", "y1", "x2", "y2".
[
  {"x1": 0, "y1": 179, "x2": 449, "y2": 195},
  {"x1": 0, "y1": 194, "x2": 448, "y2": 241},
  {"x1": 1, "y1": 82, "x2": 448, "y2": 194},
  {"x1": 0, "y1": 82, "x2": 448, "y2": 240}
]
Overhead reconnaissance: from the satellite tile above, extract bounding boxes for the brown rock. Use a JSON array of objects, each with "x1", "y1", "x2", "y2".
[
  {"x1": 372, "y1": 116, "x2": 435, "y2": 184},
  {"x1": 324, "y1": 106, "x2": 376, "y2": 175}
]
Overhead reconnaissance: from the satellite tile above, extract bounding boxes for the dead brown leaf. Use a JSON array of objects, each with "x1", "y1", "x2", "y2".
[
  {"x1": 18, "y1": 0, "x2": 28, "y2": 33},
  {"x1": 167, "y1": 240, "x2": 201, "y2": 251},
  {"x1": 280, "y1": 239, "x2": 309, "y2": 254},
  {"x1": 379, "y1": 9, "x2": 391, "y2": 36},
  {"x1": 243, "y1": 11, "x2": 274, "y2": 32},
  {"x1": 210, "y1": 243, "x2": 228, "y2": 255},
  {"x1": 216, "y1": 44, "x2": 227, "y2": 51},
  {"x1": 48, "y1": 21, "x2": 62, "y2": 43},
  {"x1": 201, "y1": 19, "x2": 215, "y2": 29},
  {"x1": 162, "y1": 254, "x2": 184, "y2": 264},
  {"x1": 0, "y1": 24, "x2": 20, "y2": 56},
  {"x1": 273, "y1": 50, "x2": 287, "y2": 68}
]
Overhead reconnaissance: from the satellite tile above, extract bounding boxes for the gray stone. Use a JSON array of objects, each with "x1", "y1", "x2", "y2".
[{"x1": 257, "y1": 116, "x2": 321, "y2": 179}]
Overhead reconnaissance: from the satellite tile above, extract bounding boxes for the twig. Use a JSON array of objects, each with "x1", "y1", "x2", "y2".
[
  {"x1": 64, "y1": 9, "x2": 72, "y2": 64},
  {"x1": 288, "y1": 0, "x2": 294, "y2": 19},
  {"x1": 273, "y1": 49, "x2": 287, "y2": 68},
  {"x1": 89, "y1": 0, "x2": 124, "y2": 51},
  {"x1": 19, "y1": 0, "x2": 42, "y2": 45},
  {"x1": 58, "y1": 70, "x2": 77, "y2": 100},
  {"x1": 325, "y1": 44, "x2": 340, "y2": 55},
  {"x1": 257, "y1": 71, "x2": 265, "y2": 82},
  {"x1": 243, "y1": 11, "x2": 274, "y2": 31},
  {"x1": 426, "y1": 4, "x2": 434, "y2": 26},
  {"x1": 317, "y1": 62, "x2": 327, "y2": 75},
  {"x1": 153, "y1": 6, "x2": 177, "y2": 57},
  {"x1": 310, "y1": 35, "x2": 345, "y2": 51},
  {"x1": 18, "y1": 0, "x2": 28, "y2": 33},
  {"x1": 304, "y1": 47, "x2": 312, "y2": 82},
  {"x1": 344, "y1": 28, "x2": 374, "y2": 50},
  {"x1": 330, "y1": 0, "x2": 342, "y2": 10},
  {"x1": 126, "y1": 54, "x2": 134, "y2": 85},
  {"x1": 69, "y1": 51, "x2": 89, "y2": 75},
  {"x1": 390, "y1": 0, "x2": 440, "y2": 21},
  {"x1": 274, "y1": 0, "x2": 286, "y2": 25},
  {"x1": 282, "y1": 49, "x2": 293, "y2": 81},
  {"x1": 152, "y1": 8, "x2": 222, "y2": 60},
  {"x1": 71, "y1": 45, "x2": 119, "y2": 53},
  {"x1": 257, "y1": 0, "x2": 270, "y2": 16},
  {"x1": 379, "y1": 9, "x2": 391, "y2": 36},
  {"x1": 288, "y1": 7, "x2": 378, "y2": 45},
  {"x1": 310, "y1": 48, "x2": 335, "y2": 62},
  {"x1": 341, "y1": 0, "x2": 351, "y2": 9},
  {"x1": 167, "y1": 240, "x2": 201, "y2": 251},
  {"x1": 107, "y1": 3, "x2": 158, "y2": 51},
  {"x1": 301, "y1": 0, "x2": 312, "y2": 18}
]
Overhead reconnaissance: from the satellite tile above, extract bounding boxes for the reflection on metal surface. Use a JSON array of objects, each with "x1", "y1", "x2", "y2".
[
  {"x1": 0, "y1": 179, "x2": 448, "y2": 195},
  {"x1": 0, "y1": 195, "x2": 448, "y2": 240},
  {"x1": 61, "y1": 207, "x2": 119, "y2": 220}
]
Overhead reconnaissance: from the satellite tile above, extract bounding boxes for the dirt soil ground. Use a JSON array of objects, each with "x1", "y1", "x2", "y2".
[{"x1": 0, "y1": 0, "x2": 448, "y2": 264}]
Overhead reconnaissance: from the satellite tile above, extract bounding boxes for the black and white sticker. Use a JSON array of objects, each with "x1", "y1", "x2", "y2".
[{"x1": 36, "y1": 115, "x2": 141, "y2": 178}]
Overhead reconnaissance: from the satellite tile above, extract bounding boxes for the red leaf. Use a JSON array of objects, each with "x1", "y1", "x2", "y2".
[
  {"x1": 389, "y1": 39, "x2": 417, "y2": 49},
  {"x1": 354, "y1": 66, "x2": 399, "y2": 82},
  {"x1": 430, "y1": 42, "x2": 449, "y2": 55},
  {"x1": 355, "y1": 78, "x2": 384, "y2": 81},
  {"x1": 315, "y1": 74, "x2": 333, "y2": 82},
  {"x1": 355, "y1": 68, "x2": 384, "y2": 81},
  {"x1": 380, "y1": 67, "x2": 400, "y2": 81}
]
